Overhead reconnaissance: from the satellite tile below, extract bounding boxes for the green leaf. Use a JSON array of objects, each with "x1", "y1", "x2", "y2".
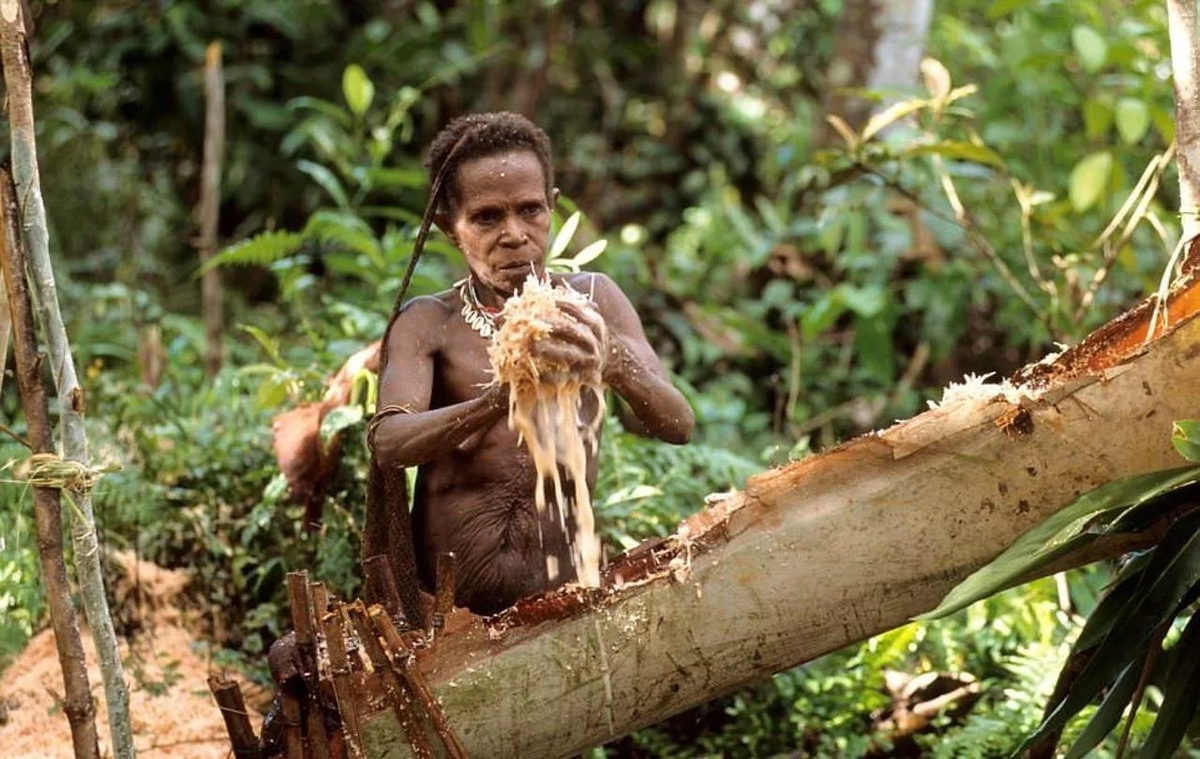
[
  {"x1": 920, "y1": 466, "x2": 1200, "y2": 619},
  {"x1": 548, "y1": 211, "x2": 581, "y2": 262},
  {"x1": 342, "y1": 64, "x2": 375, "y2": 117},
  {"x1": 1069, "y1": 152, "x2": 1113, "y2": 212},
  {"x1": 801, "y1": 292, "x2": 847, "y2": 341},
  {"x1": 296, "y1": 160, "x2": 351, "y2": 209},
  {"x1": 854, "y1": 313, "x2": 895, "y2": 384},
  {"x1": 202, "y1": 230, "x2": 303, "y2": 273},
  {"x1": 904, "y1": 141, "x2": 1005, "y2": 168},
  {"x1": 1020, "y1": 508, "x2": 1200, "y2": 751},
  {"x1": 239, "y1": 325, "x2": 284, "y2": 366},
  {"x1": 1114, "y1": 98, "x2": 1150, "y2": 145},
  {"x1": 1082, "y1": 98, "x2": 1113, "y2": 141},
  {"x1": 319, "y1": 404, "x2": 365, "y2": 446},
  {"x1": 1063, "y1": 658, "x2": 1142, "y2": 759},
  {"x1": 1172, "y1": 421, "x2": 1200, "y2": 463},
  {"x1": 570, "y1": 239, "x2": 608, "y2": 269},
  {"x1": 1138, "y1": 612, "x2": 1200, "y2": 759},
  {"x1": 861, "y1": 99, "x2": 926, "y2": 142},
  {"x1": 363, "y1": 166, "x2": 426, "y2": 190},
  {"x1": 1072, "y1": 25, "x2": 1107, "y2": 73}
]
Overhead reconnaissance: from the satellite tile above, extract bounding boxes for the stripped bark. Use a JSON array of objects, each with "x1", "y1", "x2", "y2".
[
  {"x1": 350, "y1": 274, "x2": 1200, "y2": 758},
  {"x1": 198, "y1": 41, "x2": 226, "y2": 377},
  {"x1": 1169, "y1": 0, "x2": 1200, "y2": 240},
  {"x1": 0, "y1": 170, "x2": 99, "y2": 759},
  {"x1": 0, "y1": 5, "x2": 134, "y2": 757}
]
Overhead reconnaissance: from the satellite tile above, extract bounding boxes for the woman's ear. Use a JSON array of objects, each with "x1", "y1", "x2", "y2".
[
  {"x1": 550, "y1": 187, "x2": 561, "y2": 210},
  {"x1": 433, "y1": 210, "x2": 457, "y2": 245}
]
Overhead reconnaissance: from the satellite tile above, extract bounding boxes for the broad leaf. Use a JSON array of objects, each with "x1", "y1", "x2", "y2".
[
  {"x1": 342, "y1": 64, "x2": 376, "y2": 117},
  {"x1": 1082, "y1": 98, "x2": 1113, "y2": 141},
  {"x1": 905, "y1": 141, "x2": 1005, "y2": 168},
  {"x1": 320, "y1": 404, "x2": 365, "y2": 446},
  {"x1": 920, "y1": 58, "x2": 952, "y2": 100},
  {"x1": 1072, "y1": 25, "x2": 1107, "y2": 73},
  {"x1": 571, "y1": 239, "x2": 608, "y2": 268},
  {"x1": 1114, "y1": 97, "x2": 1150, "y2": 145},
  {"x1": 920, "y1": 465, "x2": 1200, "y2": 619},
  {"x1": 1020, "y1": 508, "x2": 1200, "y2": 751},
  {"x1": 1171, "y1": 421, "x2": 1200, "y2": 463},
  {"x1": 548, "y1": 211, "x2": 581, "y2": 262},
  {"x1": 861, "y1": 99, "x2": 926, "y2": 142},
  {"x1": 1137, "y1": 611, "x2": 1200, "y2": 758},
  {"x1": 1063, "y1": 657, "x2": 1143, "y2": 759},
  {"x1": 1069, "y1": 152, "x2": 1113, "y2": 212},
  {"x1": 296, "y1": 160, "x2": 351, "y2": 209}
]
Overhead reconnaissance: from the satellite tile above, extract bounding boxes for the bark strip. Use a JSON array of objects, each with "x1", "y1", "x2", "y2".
[
  {"x1": 0, "y1": 170, "x2": 99, "y2": 759},
  {"x1": 0, "y1": 7, "x2": 134, "y2": 757}
]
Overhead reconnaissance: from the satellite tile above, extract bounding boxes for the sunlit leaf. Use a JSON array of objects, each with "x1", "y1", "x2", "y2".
[
  {"x1": 548, "y1": 211, "x2": 581, "y2": 262},
  {"x1": 570, "y1": 239, "x2": 608, "y2": 268},
  {"x1": 919, "y1": 57, "x2": 951, "y2": 100},
  {"x1": 1115, "y1": 97, "x2": 1150, "y2": 145},
  {"x1": 342, "y1": 64, "x2": 376, "y2": 117},
  {"x1": 825, "y1": 115, "x2": 859, "y2": 149},
  {"x1": 1069, "y1": 152, "x2": 1113, "y2": 212},
  {"x1": 861, "y1": 99, "x2": 926, "y2": 142},
  {"x1": 240, "y1": 325, "x2": 284, "y2": 366},
  {"x1": 905, "y1": 141, "x2": 1005, "y2": 168},
  {"x1": 319, "y1": 404, "x2": 365, "y2": 446},
  {"x1": 1072, "y1": 25, "x2": 1107, "y2": 73},
  {"x1": 1171, "y1": 420, "x2": 1200, "y2": 463}
]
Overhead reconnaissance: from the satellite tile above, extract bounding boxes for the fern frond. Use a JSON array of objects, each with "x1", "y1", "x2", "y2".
[{"x1": 203, "y1": 230, "x2": 304, "y2": 273}]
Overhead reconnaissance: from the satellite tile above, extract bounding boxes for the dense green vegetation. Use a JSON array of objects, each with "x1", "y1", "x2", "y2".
[{"x1": 1, "y1": 0, "x2": 1197, "y2": 755}]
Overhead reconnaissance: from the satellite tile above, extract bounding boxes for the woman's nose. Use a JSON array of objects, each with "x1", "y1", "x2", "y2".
[{"x1": 499, "y1": 216, "x2": 526, "y2": 246}]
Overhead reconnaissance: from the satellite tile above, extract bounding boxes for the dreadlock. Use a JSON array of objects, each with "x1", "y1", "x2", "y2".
[{"x1": 425, "y1": 111, "x2": 554, "y2": 216}]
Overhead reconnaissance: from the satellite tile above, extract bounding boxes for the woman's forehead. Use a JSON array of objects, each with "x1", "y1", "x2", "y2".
[{"x1": 456, "y1": 150, "x2": 548, "y2": 195}]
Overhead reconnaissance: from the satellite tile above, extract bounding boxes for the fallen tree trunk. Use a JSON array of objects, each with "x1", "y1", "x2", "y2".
[{"x1": 350, "y1": 275, "x2": 1200, "y2": 759}]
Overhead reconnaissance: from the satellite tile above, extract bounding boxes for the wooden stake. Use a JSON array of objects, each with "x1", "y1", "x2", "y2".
[
  {"x1": 0, "y1": 170, "x2": 100, "y2": 759},
  {"x1": 207, "y1": 673, "x2": 260, "y2": 759},
  {"x1": 431, "y1": 552, "x2": 456, "y2": 635},
  {"x1": 287, "y1": 571, "x2": 316, "y2": 681},
  {"x1": 362, "y1": 555, "x2": 408, "y2": 628},
  {"x1": 198, "y1": 40, "x2": 226, "y2": 377},
  {"x1": 323, "y1": 604, "x2": 366, "y2": 759},
  {"x1": 344, "y1": 603, "x2": 434, "y2": 759},
  {"x1": 371, "y1": 608, "x2": 468, "y2": 759},
  {"x1": 0, "y1": 6, "x2": 134, "y2": 756},
  {"x1": 280, "y1": 692, "x2": 305, "y2": 759}
]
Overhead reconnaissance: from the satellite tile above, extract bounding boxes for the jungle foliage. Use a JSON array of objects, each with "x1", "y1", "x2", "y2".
[{"x1": 1, "y1": 0, "x2": 1197, "y2": 756}]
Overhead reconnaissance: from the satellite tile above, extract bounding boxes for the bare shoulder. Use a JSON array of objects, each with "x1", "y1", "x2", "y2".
[
  {"x1": 385, "y1": 290, "x2": 458, "y2": 351},
  {"x1": 561, "y1": 272, "x2": 630, "y2": 310}
]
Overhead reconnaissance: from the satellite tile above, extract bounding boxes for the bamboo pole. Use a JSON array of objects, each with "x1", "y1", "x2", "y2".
[
  {"x1": 1169, "y1": 0, "x2": 1200, "y2": 240},
  {"x1": 0, "y1": 170, "x2": 99, "y2": 759},
  {"x1": 0, "y1": 5, "x2": 134, "y2": 757},
  {"x1": 198, "y1": 41, "x2": 226, "y2": 377}
]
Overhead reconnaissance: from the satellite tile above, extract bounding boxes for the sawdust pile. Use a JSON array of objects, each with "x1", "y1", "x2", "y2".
[
  {"x1": 489, "y1": 273, "x2": 605, "y2": 587},
  {"x1": 0, "y1": 552, "x2": 264, "y2": 758}
]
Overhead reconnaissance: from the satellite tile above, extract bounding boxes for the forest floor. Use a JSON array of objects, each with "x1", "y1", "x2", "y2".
[{"x1": 0, "y1": 553, "x2": 266, "y2": 758}]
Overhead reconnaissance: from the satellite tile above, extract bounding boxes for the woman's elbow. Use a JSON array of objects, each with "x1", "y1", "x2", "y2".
[{"x1": 660, "y1": 405, "x2": 694, "y2": 445}]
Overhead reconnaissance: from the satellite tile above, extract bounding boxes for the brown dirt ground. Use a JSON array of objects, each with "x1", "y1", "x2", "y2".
[{"x1": 0, "y1": 553, "x2": 267, "y2": 759}]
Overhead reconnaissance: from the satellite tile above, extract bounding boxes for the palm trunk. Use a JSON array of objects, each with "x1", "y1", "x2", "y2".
[
  {"x1": 0, "y1": 8, "x2": 134, "y2": 758},
  {"x1": 350, "y1": 272, "x2": 1200, "y2": 758}
]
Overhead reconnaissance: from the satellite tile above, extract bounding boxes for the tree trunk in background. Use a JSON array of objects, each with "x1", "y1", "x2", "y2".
[
  {"x1": 0, "y1": 172, "x2": 99, "y2": 759},
  {"x1": 819, "y1": 0, "x2": 935, "y2": 143},
  {"x1": 0, "y1": 5, "x2": 135, "y2": 757},
  {"x1": 1168, "y1": 0, "x2": 1200, "y2": 241},
  {"x1": 199, "y1": 41, "x2": 226, "y2": 378},
  {"x1": 351, "y1": 274, "x2": 1200, "y2": 758}
]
